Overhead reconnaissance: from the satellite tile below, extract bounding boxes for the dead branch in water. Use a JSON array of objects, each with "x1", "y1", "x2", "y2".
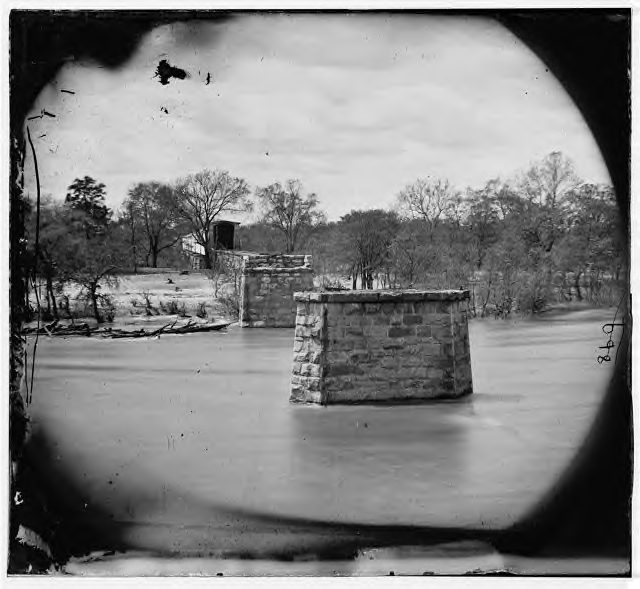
[{"x1": 23, "y1": 319, "x2": 231, "y2": 339}]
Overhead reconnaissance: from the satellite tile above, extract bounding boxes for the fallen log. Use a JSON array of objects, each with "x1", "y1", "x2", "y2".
[
  {"x1": 24, "y1": 319, "x2": 231, "y2": 339},
  {"x1": 24, "y1": 322, "x2": 92, "y2": 336},
  {"x1": 102, "y1": 320, "x2": 231, "y2": 338},
  {"x1": 101, "y1": 317, "x2": 180, "y2": 339}
]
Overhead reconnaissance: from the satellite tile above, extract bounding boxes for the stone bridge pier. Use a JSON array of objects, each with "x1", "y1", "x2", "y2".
[{"x1": 290, "y1": 289, "x2": 473, "y2": 404}]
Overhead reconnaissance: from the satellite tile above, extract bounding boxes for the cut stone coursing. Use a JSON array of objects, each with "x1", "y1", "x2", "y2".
[
  {"x1": 238, "y1": 254, "x2": 314, "y2": 328},
  {"x1": 290, "y1": 290, "x2": 473, "y2": 404}
]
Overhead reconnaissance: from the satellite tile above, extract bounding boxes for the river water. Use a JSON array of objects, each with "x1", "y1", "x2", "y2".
[{"x1": 27, "y1": 308, "x2": 620, "y2": 562}]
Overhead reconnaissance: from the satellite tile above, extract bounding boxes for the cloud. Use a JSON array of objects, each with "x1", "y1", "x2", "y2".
[{"x1": 22, "y1": 13, "x2": 609, "y2": 221}]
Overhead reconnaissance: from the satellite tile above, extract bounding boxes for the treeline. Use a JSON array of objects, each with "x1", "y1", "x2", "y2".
[
  {"x1": 239, "y1": 151, "x2": 626, "y2": 316},
  {"x1": 26, "y1": 171, "x2": 318, "y2": 322},
  {"x1": 27, "y1": 151, "x2": 625, "y2": 323}
]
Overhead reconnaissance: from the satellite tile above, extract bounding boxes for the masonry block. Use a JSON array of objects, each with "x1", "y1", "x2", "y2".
[
  {"x1": 237, "y1": 253, "x2": 314, "y2": 327},
  {"x1": 289, "y1": 289, "x2": 473, "y2": 404}
]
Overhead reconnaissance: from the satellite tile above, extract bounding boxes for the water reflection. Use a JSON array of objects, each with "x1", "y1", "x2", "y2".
[{"x1": 288, "y1": 401, "x2": 471, "y2": 523}]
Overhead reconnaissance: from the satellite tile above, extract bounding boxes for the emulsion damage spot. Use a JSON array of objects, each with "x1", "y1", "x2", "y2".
[{"x1": 155, "y1": 59, "x2": 188, "y2": 85}]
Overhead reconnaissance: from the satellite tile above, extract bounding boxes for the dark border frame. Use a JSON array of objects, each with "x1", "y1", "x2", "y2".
[{"x1": 9, "y1": 8, "x2": 631, "y2": 575}]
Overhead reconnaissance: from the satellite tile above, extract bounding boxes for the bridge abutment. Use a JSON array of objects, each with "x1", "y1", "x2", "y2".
[{"x1": 235, "y1": 253, "x2": 314, "y2": 328}]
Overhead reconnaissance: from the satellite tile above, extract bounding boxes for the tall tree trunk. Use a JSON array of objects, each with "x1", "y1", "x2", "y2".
[
  {"x1": 129, "y1": 203, "x2": 137, "y2": 274},
  {"x1": 44, "y1": 279, "x2": 51, "y2": 316},
  {"x1": 561, "y1": 273, "x2": 572, "y2": 302},
  {"x1": 286, "y1": 234, "x2": 294, "y2": 254},
  {"x1": 149, "y1": 236, "x2": 160, "y2": 268},
  {"x1": 203, "y1": 228, "x2": 216, "y2": 270},
  {"x1": 593, "y1": 269, "x2": 602, "y2": 300},
  {"x1": 481, "y1": 271, "x2": 494, "y2": 317},
  {"x1": 46, "y1": 273, "x2": 59, "y2": 320},
  {"x1": 574, "y1": 270, "x2": 583, "y2": 301},
  {"x1": 90, "y1": 283, "x2": 103, "y2": 323},
  {"x1": 202, "y1": 248, "x2": 212, "y2": 270}
]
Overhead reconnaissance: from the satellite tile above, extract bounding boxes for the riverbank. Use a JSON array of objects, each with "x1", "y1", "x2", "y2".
[
  {"x1": 28, "y1": 270, "x2": 232, "y2": 329},
  {"x1": 30, "y1": 270, "x2": 624, "y2": 330}
]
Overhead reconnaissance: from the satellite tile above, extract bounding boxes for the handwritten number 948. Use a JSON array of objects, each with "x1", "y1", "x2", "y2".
[{"x1": 598, "y1": 322, "x2": 624, "y2": 364}]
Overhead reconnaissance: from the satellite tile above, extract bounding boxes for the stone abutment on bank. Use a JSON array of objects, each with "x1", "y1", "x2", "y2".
[{"x1": 222, "y1": 252, "x2": 314, "y2": 328}]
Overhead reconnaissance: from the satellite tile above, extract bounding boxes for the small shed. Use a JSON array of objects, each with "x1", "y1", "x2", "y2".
[
  {"x1": 182, "y1": 220, "x2": 241, "y2": 270},
  {"x1": 212, "y1": 220, "x2": 240, "y2": 251}
]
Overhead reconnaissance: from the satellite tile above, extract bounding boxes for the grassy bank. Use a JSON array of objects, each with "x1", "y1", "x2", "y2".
[{"x1": 28, "y1": 270, "x2": 239, "y2": 328}]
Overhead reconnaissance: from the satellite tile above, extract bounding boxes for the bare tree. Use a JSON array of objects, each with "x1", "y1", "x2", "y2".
[
  {"x1": 466, "y1": 181, "x2": 502, "y2": 270},
  {"x1": 124, "y1": 182, "x2": 186, "y2": 268},
  {"x1": 396, "y1": 177, "x2": 459, "y2": 231},
  {"x1": 28, "y1": 196, "x2": 67, "y2": 320},
  {"x1": 519, "y1": 151, "x2": 580, "y2": 209},
  {"x1": 54, "y1": 207, "x2": 127, "y2": 324},
  {"x1": 340, "y1": 209, "x2": 399, "y2": 289},
  {"x1": 256, "y1": 179, "x2": 325, "y2": 253},
  {"x1": 172, "y1": 170, "x2": 251, "y2": 269},
  {"x1": 388, "y1": 219, "x2": 430, "y2": 288},
  {"x1": 517, "y1": 151, "x2": 580, "y2": 255}
]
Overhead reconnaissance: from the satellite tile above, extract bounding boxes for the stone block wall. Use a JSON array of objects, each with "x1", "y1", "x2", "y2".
[
  {"x1": 239, "y1": 254, "x2": 314, "y2": 328},
  {"x1": 290, "y1": 290, "x2": 472, "y2": 404},
  {"x1": 243, "y1": 253, "x2": 311, "y2": 270}
]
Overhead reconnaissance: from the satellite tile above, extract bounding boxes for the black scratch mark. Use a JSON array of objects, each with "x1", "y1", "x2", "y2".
[
  {"x1": 155, "y1": 59, "x2": 188, "y2": 85},
  {"x1": 61, "y1": 89, "x2": 75, "y2": 95},
  {"x1": 27, "y1": 109, "x2": 56, "y2": 121},
  {"x1": 206, "y1": 72, "x2": 211, "y2": 85}
]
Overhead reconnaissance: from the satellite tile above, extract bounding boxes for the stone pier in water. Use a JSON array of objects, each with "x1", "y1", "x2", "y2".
[{"x1": 290, "y1": 289, "x2": 473, "y2": 404}]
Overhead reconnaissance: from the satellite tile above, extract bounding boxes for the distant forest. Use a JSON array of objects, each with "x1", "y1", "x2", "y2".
[
  {"x1": 240, "y1": 151, "x2": 625, "y2": 316},
  {"x1": 27, "y1": 151, "x2": 625, "y2": 321}
]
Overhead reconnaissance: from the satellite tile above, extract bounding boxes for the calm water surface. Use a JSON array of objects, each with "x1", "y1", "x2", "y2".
[{"x1": 28, "y1": 308, "x2": 618, "y2": 554}]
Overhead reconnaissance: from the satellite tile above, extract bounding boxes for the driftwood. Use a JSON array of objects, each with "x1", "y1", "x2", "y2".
[{"x1": 24, "y1": 318, "x2": 231, "y2": 339}]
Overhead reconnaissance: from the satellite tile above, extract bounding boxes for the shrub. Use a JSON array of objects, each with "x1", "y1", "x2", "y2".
[
  {"x1": 59, "y1": 294, "x2": 72, "y2": 320},
  {"x1": 98, "y1": 294, "x2": 117, "y2": 322},
  {"x1": 196, "y1": 302, "x2": 208, "y2": 319},
  {"x1": 141, "y1": 290, "x2": 158, "y2": 316},
  {"x1": 161, "y1": 299, "x2": 180, "y2": 315},
  {"x1": 160, "y1": 298, "x2": 189, "y2": 317},
  {"x1": 218, "y1": 294, "x2": 239, "y2": 320}
]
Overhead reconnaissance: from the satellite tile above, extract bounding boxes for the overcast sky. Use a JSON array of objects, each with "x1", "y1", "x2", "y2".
[{"x1": 23, "y1": 13, "x2": 610, "y2": 222}]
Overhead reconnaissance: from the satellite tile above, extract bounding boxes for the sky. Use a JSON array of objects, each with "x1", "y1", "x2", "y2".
[{"x1": 23, "y1": 13, "x2": 611, "y2": 222}]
